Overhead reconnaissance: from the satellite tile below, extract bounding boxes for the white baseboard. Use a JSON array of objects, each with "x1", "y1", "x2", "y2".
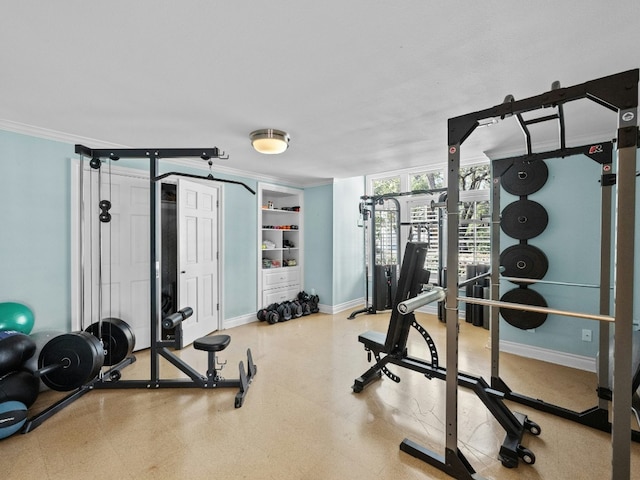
[
  {"x1": 223, "y1": 313, "x2": 257, "y2": 330},
  {"x1": 322, "y1": 298, "x2": 365, "y2": 315},
  {"x1": 500, "y1": 340, "x2": 596, "y2": 372}
]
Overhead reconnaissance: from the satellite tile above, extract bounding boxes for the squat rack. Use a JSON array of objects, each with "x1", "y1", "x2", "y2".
[{"x1": 425, "y1": 70, "x2": 638, "y2": 480}]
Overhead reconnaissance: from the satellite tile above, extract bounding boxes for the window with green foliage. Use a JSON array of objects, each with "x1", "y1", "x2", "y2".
[
  {"x1": 372, "y1": 163, "x2": 491, "y2": 282},
  {"x1": 458, "y1": 200, "x2": 490, "y2": 275},
  {"x1": 410, "y1": 170, "x2": 445, "y2": 191},
  {"x1": 459, "y1": 164, "x2": 490, "y2": 190},
  {"x1": 457, "y1": 164, "x2": 491, "y2": 275},
  {"x1": 372, "y1": 176, "x2": 400, "y2": 195}
]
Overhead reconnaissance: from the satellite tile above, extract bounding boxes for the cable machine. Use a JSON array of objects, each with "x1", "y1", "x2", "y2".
[
  {"x1": 348, "y1": 195, "x2": 401, "y2": 317},
  {"x1": 72, "y1": 145, "x2": 257, "y2": 406},
  {"x1": 348, "y1": 189, "x2": 447, "y2": 319}
]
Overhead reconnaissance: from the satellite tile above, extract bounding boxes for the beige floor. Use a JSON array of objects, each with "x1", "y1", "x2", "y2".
[{"x1": 3, "y1": 310, "x2": 640, "y2": 479}]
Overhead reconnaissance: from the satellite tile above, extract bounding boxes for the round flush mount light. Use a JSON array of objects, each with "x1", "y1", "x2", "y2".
[{"x1": 250, "y1": 129, "x2": 290, "y2": 154}]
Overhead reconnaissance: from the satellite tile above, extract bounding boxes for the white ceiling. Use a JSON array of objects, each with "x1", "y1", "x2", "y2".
[{"x1": 1, "y1": 1, "x2": 639, "y2": 186}]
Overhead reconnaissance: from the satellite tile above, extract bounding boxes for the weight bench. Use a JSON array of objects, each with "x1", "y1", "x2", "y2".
[
  {"x1": 91, "y1": 306, "x2": 257, "y2": 407},
  {"x1": 353, "y1": 242, "x2": 538, "y2": 470}
]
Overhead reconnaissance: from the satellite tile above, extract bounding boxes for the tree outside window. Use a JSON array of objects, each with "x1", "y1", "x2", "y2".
[
  {"x1": 372, "y1": 176, "x2": 400, "y2": 195},
  {"x1": 410, "y1": 171, "x2": 445, "y2": 191}
]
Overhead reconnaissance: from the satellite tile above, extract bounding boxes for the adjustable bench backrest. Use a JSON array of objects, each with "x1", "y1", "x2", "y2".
[{"x1": 383, "y1": 242, "x2": 431, "y2": 355}]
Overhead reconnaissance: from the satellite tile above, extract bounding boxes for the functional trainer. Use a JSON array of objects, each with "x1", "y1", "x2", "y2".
[{"x1": 73, "y1": 145, "x2": 257, "y2": 405}]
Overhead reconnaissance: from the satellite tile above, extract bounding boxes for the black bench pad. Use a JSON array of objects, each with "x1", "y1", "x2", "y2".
[
  {"x1": 358, "y1": 330, "x2": 386, "y2": 350},
  {"x1": 194, "y1": 335, "x2": 231, "y2": 352}
]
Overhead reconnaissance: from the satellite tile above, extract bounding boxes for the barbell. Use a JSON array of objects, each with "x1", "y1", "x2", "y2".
[
  {"x1": 35, "y1": 318, "x2": 135, "y2": 392},
  {"x1": 37, "y1": 332, "x2": 105, "y2": 391},
  {"x1": 395, "y1": 285, "x2": 615, "y2": 324}
]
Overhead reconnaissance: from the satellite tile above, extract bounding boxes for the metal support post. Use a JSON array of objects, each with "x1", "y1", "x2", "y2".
[
  {"x1": 598, "y1": 163, "x2": 613, "y2": 410},
  {"x1": 445, "y1": 142, "x2": 461, "y2": 454},
  {"x1": 611, "y1": 108, "x2": 637, "y2": 480},
  {"x1": 490, "y1": 172, "x2": 502, "y2": 381}
]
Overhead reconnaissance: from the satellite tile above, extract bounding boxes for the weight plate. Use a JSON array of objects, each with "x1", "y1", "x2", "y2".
[
  {"x1": 39, "y1": 332, "x2": 105, "y2": 391},
  {"x1": 500, "y1": 244, "x2": 549, "y2": 284},
  {"x1": 501, "y1": 200, "x2": 548, "y2": 240},
  {"x1": 500, "y1": 288, "x2": 548, "y2": 330},
  {"x1": 501, "y1": 160, "x2": 548, "y2": 196},
  {"x1": 85, "y1": 318, "x2": 135, "y2": 366}
]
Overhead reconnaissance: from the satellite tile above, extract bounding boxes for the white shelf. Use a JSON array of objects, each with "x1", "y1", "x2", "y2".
[{"x1": 258, "y1": 183, "x2": 304, "y2": 308}]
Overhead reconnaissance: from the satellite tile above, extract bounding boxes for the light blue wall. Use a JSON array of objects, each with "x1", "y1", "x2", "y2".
[
  {"x1": 0, "y1": 129, "x2": 260, "y2": 330},
  {"x1": 3, "y1": 127, "x2": 635, "y2": 352},
  {"x1": 498, "y1": 152, "x2": 636, "y2": 357},
  {"x1": 303, "y1": 184, "x2": 334, "y2": 305},
  {"x1": 0, "y1": 130, "x2": 73, "y2": 331},
  {"x1": 220, "y1": 174, "x2": 258, "y2": 318},
  {"x1": 332, "y1": 177, "x2": 365, "y2": 305}
]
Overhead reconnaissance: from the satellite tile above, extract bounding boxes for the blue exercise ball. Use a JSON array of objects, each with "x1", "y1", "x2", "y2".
[
  {"x1": 0, "y1": 400, "x2": 27, "y2": 439},
  {"x1": 0, "y1": 303, "x2": 35, "y2": 335}
]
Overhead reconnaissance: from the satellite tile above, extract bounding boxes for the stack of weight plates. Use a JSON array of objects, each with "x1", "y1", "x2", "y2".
[{"x1": 499, "y1": 159, "x2": 549, "y2": 330}]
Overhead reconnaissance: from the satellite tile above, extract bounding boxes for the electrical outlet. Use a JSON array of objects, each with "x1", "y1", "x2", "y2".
[{"x1": 582, "y1": 329, "x2": 592, "y2": 342}]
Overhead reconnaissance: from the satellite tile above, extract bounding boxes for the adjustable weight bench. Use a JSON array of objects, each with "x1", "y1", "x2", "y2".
[{"x1": 353, "y1": 242, "x2": 539, "y2": 470}]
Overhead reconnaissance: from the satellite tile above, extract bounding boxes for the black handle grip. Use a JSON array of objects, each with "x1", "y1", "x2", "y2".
[{"x1": 162, "y1": 312, "x2": 183, "y2": 330}]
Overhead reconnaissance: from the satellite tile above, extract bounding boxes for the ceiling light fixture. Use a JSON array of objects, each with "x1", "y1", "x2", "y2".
[{"x1": 250, "y1": 129, "x2": 290, "y2": 154}]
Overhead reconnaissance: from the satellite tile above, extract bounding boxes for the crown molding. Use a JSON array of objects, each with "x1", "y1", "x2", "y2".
[
  {"x1": 0, "y1": 118, "x2": 127, "y2": 148},
  {"x1": 0, "y1": 118, "x2": 316, "y2": 188}
]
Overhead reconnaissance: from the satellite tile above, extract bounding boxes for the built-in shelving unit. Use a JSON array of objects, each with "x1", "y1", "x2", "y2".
[{"x1": 257, "y1": 183, "x2": 304, "y2": 308}]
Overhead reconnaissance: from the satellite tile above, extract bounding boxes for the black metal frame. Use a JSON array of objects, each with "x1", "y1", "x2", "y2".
[
  {"x1": 21, "y1": 357, "x2": 135, "y2": 433},
  {"x1": 348, "y1": 195, "x2": 401, "y2": 318},
  {"x1": 72, "y1": 145, "x2": 257, "y2": 403},
  {"x1": 445, "y1": 69, "x2": 638, "y2": 480},
  {"x1": 490, "y1": 139, "x2": 640, "y2": 443}
]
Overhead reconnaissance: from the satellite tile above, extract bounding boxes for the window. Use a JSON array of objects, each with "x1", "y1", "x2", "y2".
[
  {"x1": 410, "y1": 170, "x2": 445, "y2": 191},
  {"x1": 407, "y1": 200, "x2": 441, "y2": 276},
  {"x1": 372, "y1": 176, "x2": 400, "y2": 195},
  {"x1": 459, "y1": 164, "x2": 490, "y2": 190},
  {"x1": 368, "y1": 163, "x2": 491, "y2": 282},
  {"x1": 458, "y1": 163, "x2": 491, "y2": 277},
  {"x1": 458, "y1": 199, "x2": 491, "y2": 276}
]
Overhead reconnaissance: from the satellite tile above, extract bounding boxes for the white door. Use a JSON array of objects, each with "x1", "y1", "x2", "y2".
[
  {"x1": 177, "y1": 178, "x2": 220, "y2": 345},
  {"x1": 81, "y1": 166, "x2": 151, "y2": 349}
]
